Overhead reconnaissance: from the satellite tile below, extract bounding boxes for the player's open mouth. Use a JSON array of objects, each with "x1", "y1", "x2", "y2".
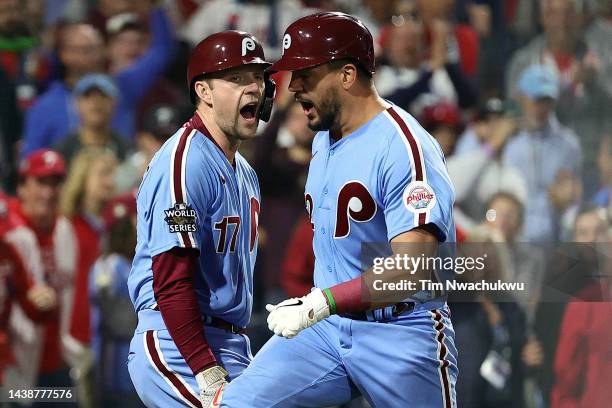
[
  {"x1": 240, "y1": 102, "x2": 257, "y2": 122},
  {"x1": 299, "y1": 100, "x2": 315, "y2": 115}
]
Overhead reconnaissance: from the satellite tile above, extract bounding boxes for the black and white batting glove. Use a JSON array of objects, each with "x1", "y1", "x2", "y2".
[
  {"x1": 266, "y1": 288, "x2": 330, "y2": 338},
  {"x1": 196, "y1": 365, "x2": 228, "y2": 407}
]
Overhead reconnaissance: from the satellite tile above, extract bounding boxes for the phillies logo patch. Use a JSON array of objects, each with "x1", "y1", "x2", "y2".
[
  {"x1": 164, "y1": 203, "x2": 197, "y2": 233},
  {"x1": 241, "y1": 37, "x2": 256, "y2": 56},
  {"x1": 403, "y1": 181, "x2": 436, "y2": 213},
  {"x1": 282, "y1": 34, "x2": 291, "y2": 54}
]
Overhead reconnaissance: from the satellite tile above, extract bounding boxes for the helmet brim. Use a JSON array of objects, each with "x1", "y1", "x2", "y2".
[{"x1": 268, "y1": 55, "x2": 330, "y2": 73}]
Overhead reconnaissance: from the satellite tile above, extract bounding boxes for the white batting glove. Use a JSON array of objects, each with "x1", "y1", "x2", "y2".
[
  {"x1": 196, "y1": 365, "x2": 228, "y2": 408},
  {"x1": 266, "y1": 288, "x2": 330, "y2": 339}
]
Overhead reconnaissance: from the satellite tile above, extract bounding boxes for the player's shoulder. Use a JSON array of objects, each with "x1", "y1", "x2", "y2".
[
  {"x1": 311, "y1": 131, "x2": 329, "y2": 155},
  {"x1": 148, "y1": 127, "x2": 217, "y2": 174},
  {"x1": 235, "y1": 152, "x2": 258, "y2": 182},
  {"x1": 378, "y1": 104, "x2": 443, "y2": 159}
]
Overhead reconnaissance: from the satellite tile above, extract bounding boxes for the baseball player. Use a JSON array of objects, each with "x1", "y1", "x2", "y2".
[
  {"x1": 221, "y1": 13, "x2": 458, "y2": 408},
  {"x1": 126, "y1": 31, "x2": 274, "y2": 407}
]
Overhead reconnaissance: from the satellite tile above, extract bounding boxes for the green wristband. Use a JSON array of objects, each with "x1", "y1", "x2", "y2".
[{"x1": 323, "y1": 288, "x2": 337, "y2": 315}]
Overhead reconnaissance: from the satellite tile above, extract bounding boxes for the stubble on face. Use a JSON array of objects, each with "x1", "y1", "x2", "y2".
[{"x1": 308, "y1": 85, "x2": 341, "y2": 133}]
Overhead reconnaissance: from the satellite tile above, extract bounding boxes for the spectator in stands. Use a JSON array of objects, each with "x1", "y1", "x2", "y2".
[
  {"x1": 105, "y1": 12, "x2": 181, "y2": 128},
  {"x1": 22, "y1": 4, "x2": 174, "y2": 156},
  {"x1": 4, "y1": 150, "x2": 86, "y2": 402},
  {"x1": 0, "y1": 193, "x2": 57, "y2": 386},
  {"x1": 0, "y1": 0, "x2": 52, "y2": 110},
  {"x1": 281, "y1": 216, "x2": 314, "y2": 298},
  {"x1": 251, "y1": 82, "x2": 315, "y2": 296},
  {"x1": 503, "y1": 64, "x2": 582, "y2": 243},
  {"x1": 526, "y1": 204, "x2": 608, "y2": 407},
  {"x1": 417, "y1": 0, "x2": 480, "y2": 77},
  {"x1": 89, "y1": 193, "x2": 140, "y2": 407},
  {"x1": 592, "y1": 133, "x2": 612, "y2": 208},
  {"x1": 550, "y1": 218, "x2": 611, "y2": 407},
  {"x1": 59, "y1": 147, "x2": 117, "y2": 406},
  {"x1": 376, "y1": 0, "x2": 478, "y2": 115},
  {"x1": 115, "y1": 103, "x2": 191, "y2": 193},
  {"x1": 0, "y1": 65, "x2": 21, "y2": 193},
  {"x1": 585, "y1": 0, "x2": 612, "y2": 105},
  {"x1": 55, "y1": 74, "x2": 130, "y2": 165},
  {"x1": 506, "y1": 0, "x2": 611, "y2": 196},
  {"x1": 420, "y1": 100, "x2": 464, "y2": 156},
  {"x1": 480, "y1": 192, "x2": 546, "y2": 313},
  {"x1": 181, "y1": 0, "x2": 320, "y2": 60},
  {"x1": 451, "y1": 223, "x2": 527, "y2": 408},
  {"x1": 61, "y1": 147, "x2": 118, "y2": 345},
  {"x1": 449, "y1": 98, "x2": 526, "y2": 229}
]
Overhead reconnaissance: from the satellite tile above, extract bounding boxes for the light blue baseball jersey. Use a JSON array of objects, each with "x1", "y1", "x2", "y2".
[
  {"x1": 305, "y1": 104, "x2": 456, "y2": 293},
  {"x1": 128, "y1": 113, "x2": 261, "y2": 329},
  {"x1": 222, "y1": 104, "x2": 458, "y2": 408}
]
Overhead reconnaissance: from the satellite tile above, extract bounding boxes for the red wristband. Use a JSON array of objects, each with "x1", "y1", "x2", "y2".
[{"x1": 327, "y1": 277, "x2": 371, "y2": 314}]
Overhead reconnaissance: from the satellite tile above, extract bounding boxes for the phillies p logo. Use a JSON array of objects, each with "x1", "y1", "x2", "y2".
[
  {"x1": 335, "y1": 181, "x2": 377, "y2": 238},
  {"x1": 242, "y1": 37, "x2": 256, "y2": 56}
]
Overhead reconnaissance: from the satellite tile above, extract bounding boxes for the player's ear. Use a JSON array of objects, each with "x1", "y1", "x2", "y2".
[
  {"x1": 339, "y1": 63, "x2": 358, "y2": 90},
  {"x1": 195, "y1": 80, "x2": 213, "y2": 105}
]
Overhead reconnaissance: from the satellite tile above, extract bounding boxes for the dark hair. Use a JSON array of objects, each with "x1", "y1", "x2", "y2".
[
  {"x1": 189, "y1": 74, "x2": 207, "y2": 105},
  {"x1": 327, "y1": 58, "x2": 373, "y2": 83},
  {"x1": 106, "y1": 216, "x2": 136, "y2": 259},
  {"x1": 575, "y1": 202, "x2": 607, "y2": 223}
]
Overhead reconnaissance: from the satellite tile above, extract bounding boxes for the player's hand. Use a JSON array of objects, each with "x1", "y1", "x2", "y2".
[
  {"x1": 196, "y1": 365, "x2": 228, "y2": 408},
  {"x1": 266, "y1": 288, "x2": 330, "y2": 339},
  {"x1": 26, "y1": 284, "x2": 57, "y2": 311}
]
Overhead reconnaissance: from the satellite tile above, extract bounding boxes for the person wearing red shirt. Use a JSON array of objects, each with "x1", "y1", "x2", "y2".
[
  {"x1": 281, "y1": 216, "x2": 315, "y2": 298},
  {"x1": 550, "y1": 280, "x2": 612, "y2": 408},
  {"x1": 60, "y1": 148, "x2": 118, "y2": 346},
  {"x1": 0, "y1": 239, "x2": 56, "y2": 385},
  {"x1": 2, "y1": 150, "x2": 84, "y2": 400}
]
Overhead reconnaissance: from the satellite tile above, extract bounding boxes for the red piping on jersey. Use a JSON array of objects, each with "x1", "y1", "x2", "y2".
[
  {"x1": 187, "y1": 112, "x2": 236, "y2": 169},
  {"x1": 145, "y1": 330, "x2": 203, "y2": 408},
  {"x1": 172, "y1": 127, "x2": 194, "y2": 248},
  {"x1": 386, "y1": 107, "x2": 423, "y2": 182},
  {"x1": 432, "y1": 310, "x2": 453, "y2": 408},
  {"x1": 386, "y1": 107, "x2": 427, "y2": 225}
]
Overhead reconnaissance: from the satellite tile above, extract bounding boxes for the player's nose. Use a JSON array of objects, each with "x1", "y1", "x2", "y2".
[
  {"x1": 243, "y1": 80, "x2": 261, "y2": 96},
  {"x1": 288, "y1": 74, "x2": 303, "y2": 93}
]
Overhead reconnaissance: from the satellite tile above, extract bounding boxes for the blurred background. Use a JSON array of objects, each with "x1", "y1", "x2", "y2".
[{"x1": 0, "y1": 0, "x2": 610, "y2": 407}]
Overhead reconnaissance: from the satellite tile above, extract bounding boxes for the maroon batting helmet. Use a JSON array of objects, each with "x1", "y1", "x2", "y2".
[
  {"x1": 187, "y1": 30, "x2": 276, "y2": 121},
  {"x1": 269, "y1": 12, "x2": 375, "y2": 75}
]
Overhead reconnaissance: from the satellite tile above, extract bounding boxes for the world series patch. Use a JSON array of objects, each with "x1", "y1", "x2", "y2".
[{"x1": 164, "y1": 203, "x2": 197, "y2": 233}]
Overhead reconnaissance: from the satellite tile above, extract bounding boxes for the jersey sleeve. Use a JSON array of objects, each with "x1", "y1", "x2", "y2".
[
  {"x1": 142, "y1": 132, "x2": 214, "y2": 256},
  {"x1": 380, "y1": 115, "x2": 455, "y2": 242}
]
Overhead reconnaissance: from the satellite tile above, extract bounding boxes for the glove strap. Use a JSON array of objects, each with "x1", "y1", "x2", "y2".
[{"x1": 197, "y1": 366, "x2": 228, "y2": 389}]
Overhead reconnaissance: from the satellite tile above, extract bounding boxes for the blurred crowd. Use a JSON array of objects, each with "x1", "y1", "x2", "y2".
[{"x1": 0, "y1": 0, "x2": 611, "y2": 407}]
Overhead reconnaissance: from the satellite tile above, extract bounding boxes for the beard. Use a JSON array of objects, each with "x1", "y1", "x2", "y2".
[
  {"x1": 308, "y1": 87, "x2": 340, "y2": 132},
  {"x1": 217, "y1": 111, "x2": 257, "y2": 143}
]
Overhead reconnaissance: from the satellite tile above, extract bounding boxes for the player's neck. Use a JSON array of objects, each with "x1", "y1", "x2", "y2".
[
  {"x1": 196, "y1": 110, "x2": 239, "y2": 164},
  {"x1": 334, "y1": 94, "x2": 387, "y2": 139}
]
